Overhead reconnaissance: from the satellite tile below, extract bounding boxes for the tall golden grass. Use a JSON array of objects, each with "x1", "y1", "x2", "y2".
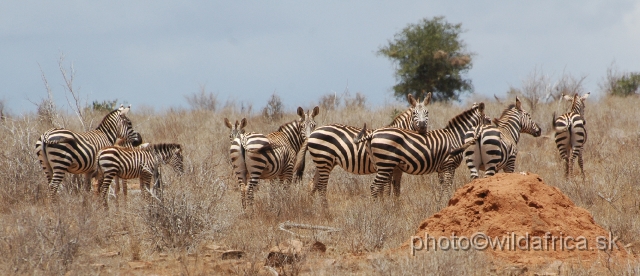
[{"x1": 0, "y1": 94, "x2": 638, "y2": 274}]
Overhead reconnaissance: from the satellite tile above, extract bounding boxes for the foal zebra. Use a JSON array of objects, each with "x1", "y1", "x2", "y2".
[
  {"x1": 105, "y1": 135, "x2": 147, "y2": 198},
  {"x1": 97, "y1": 143, "x2": 184, "y2": 206},
  {"x1": 553, "y1": 92, "x2": 589, "y2": 179},
  {"x1": 461, "y1": 97, "x2": 541, "y2": 179},
  {"x1": 354, "y1": 102, "x2": 486, "y2": 200},
  {"x1": 307, "y1": 93, "x2": 431, "y2": 205},
  {"x1": 231, "y1": 106, "x2": 319, "y2": 208},
  {"x1": 35, "y1": 105, "x2": 142, "y2": 199}
]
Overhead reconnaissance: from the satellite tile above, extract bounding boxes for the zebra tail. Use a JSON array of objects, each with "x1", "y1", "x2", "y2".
[
  {"x1": 292, "y1": 139, "x2": 308, "y2": 182},
  {"x1": 353, "y1": 123, "x2": 371, "y2": 144},
  {"x1": 37, "y1": 136, "x2": 54, "y2": 178},
  {"x1": 450, "y1": 124, "x2": 482, "y2": 156}
]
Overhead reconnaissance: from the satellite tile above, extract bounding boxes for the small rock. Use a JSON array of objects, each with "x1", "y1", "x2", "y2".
[
  {"x1": 265, "y1": 251, "x2": 298, "y2": 267},
  {"x1": 221, "y1": 250, "x2": 245, "y2": 260},
  {"x1": 310, "y1": 241, "x2": 327, "y2": 253}
]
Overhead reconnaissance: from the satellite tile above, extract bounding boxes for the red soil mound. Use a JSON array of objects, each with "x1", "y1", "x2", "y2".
[{"x1": 405, "y1": 172, "x2": 632, "y2": 265}]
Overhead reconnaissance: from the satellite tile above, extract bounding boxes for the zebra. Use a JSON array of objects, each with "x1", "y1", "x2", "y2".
[
  {"x1": 354, "y1": 102, "x2": 486, "y2": 200},
  {"x1": 35, "y1": 105, "x2": 142, "y2": 199},
  {"x1": 96, "y1": 143, "x2": 184, "y2": 206},
  {"x1": 307, "y1": 93, "x2": 432, "y2": 205},
  {"x1": 231, "y1": 106, "x2": 319, "y2": 208},
  {"x1": 104, "y1": 135, "x2": 147, "y2": 199},
  {"x1": 552, "y1": 92, "x2": 590, "y2": 179},
  {"x1": 460, "y1": 97, "x2": 541, "y2": 179}
]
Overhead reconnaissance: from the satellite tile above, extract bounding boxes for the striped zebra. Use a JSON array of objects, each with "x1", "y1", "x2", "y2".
[
  {"x1": 307, "y1": 93, "x2": 432, "y2": 204},
  {"x1": 97, "y1": 143, "x2": 184, "y2": 206},
  {"x1": 104, "y1": 136, "x2": 147, "y2": 199},
  {"x1": 552, "y1": 92, "x2": 589, "y2": 179},
  {"x1": 35, "y1": 105, "x2": 142, "y2": 199},
  {"x1": 354, "y1": 102, "x2": 486, "y2": 200},
  {"x1": 231, "y1": 106, "x2": 319, "y2": 208},
  {"x1": 460, "y1": 97, "x2": 541, "y2": 179}
]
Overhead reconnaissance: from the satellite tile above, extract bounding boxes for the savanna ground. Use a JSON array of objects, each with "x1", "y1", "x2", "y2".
[{"x1": 1, "y1": 91, "x2": 639, "y2": 275}]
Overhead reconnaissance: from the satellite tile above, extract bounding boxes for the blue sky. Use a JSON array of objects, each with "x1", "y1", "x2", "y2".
[{"x1": 2, "y1": 1, "x2": 639, "y2": 114}]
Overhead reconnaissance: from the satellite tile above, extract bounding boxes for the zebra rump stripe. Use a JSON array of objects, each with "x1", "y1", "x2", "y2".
[
  {"x1": 463, "y1": 97, "x2": 541, "y2": 179},
  {"x1": 35, "y1": 105, "x2": 142, "y2": 199},
  {"x1": 354, "y1": 102, "x2": 485, "y2": 200},
  {"x1": 307, "y1": 93, "x2": 431, "y2": 204},
  {"x1": 97, "y1": 143, "x2": 184, "y2": 206},
  {"x1": 553, "y1": 92, "x2": 589, "y2": 179},
  {"x1": 231, "y1": 106, "x2": 319, "y2": 208}
]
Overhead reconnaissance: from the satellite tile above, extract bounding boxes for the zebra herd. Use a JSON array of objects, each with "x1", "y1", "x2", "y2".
[
  {"x1": 34, "y1": 92, "x2": 590, "y2": 209},
  {"x1": 35, "y1": 105, "x2": 184, "y2": 206},
  {"x1": 227, "y1": 92, "x2": 590, "y2": 209}
]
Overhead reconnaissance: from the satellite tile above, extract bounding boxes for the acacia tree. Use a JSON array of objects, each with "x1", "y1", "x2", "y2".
[{"x1": 378, "y1": 16, "x2": 474, "y2": 102}]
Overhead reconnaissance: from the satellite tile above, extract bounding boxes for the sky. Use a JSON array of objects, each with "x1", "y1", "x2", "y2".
[{"x1": 2, "y1": 1, "x2": 639, "y2": 115}]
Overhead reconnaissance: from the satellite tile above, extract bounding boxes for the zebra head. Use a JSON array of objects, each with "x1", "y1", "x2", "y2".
[
  {"x1": 563, "y1": 92, "x2": 590, "y2": 116},
  {"x1": 224, "y1": 118, "x2": 247, "y2": 141},
  {"x1": 407, "y1": 92, "x2": 431, "y2": 134},
  {"x1": 158, "y1": 143, "x2": 184, "y2": 174},
  {"x1": 514, "y1": 97, "x2": 541, "y2": 137},
  {"x1": 100, "y1": 104, "x2": 142, "y2": 146},
  {"x1": 297, "y1": 106, "x2": 320, "y2": 141}
]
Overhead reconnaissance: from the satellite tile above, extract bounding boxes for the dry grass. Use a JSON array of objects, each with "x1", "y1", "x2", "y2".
[{"x1": 1, "y1": 95, "x2": 639, "y2": 274}]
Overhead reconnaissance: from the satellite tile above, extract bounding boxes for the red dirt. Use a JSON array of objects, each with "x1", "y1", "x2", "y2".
[{"x1": 403, "y1": 172, "x2": 633, "y2": 266}]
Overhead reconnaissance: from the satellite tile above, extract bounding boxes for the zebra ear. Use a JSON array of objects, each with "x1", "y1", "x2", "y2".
[
  {"x1": 478, "y1": 102, "x2": 485, "y2": 112},
  {"x1": 297, "y1": 106, "x2": 304, "y2": 118},
  {"x1": 311, "y1": 106, "x2": 320, "y2": 118},
  {"x1": 423, "y1": 92, "x2": 432, "y2": 105},
  {"x1": 407, "y1": 94, "x2": 417, "y2": 107},
  {"x1": 515, "y1": 97, "x2": 522, "y2": 110},
  {"x1": 240, "y1": 118, "x2": 247, "y2": 129},
  {"x1": 562, "y1": 94, "x2": 573, "y2": 101},
  {"x1": 117, "y1": 104, "x2": 125, "y2": 111},
  {"x1": 121, "y1": 105, "x2": 131, "y2": 116},
  {"x1": 581, "y1": 92, "x2": 590, "y2": 100},
  {"x1": 224, "y1": 118, "x2": 233, "y2": 129}
]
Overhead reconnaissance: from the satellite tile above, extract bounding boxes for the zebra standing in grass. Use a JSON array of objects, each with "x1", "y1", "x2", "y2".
[
  {"x1": 552, "y1": 92, "x2": 589, "y2": 179},
  {"x1": 460, "y1": 97, "x2": 541, "y2": 179},
  {"x1": 232, "y1": 106, "x2": 319, "y2": 208},
  {"x1": 97, "y1": 143, "x2": 184, "y2": 206},
  {"x1": 307, "y1": 93, "x2": 431, "y2": 205},
  {"x1": 354, "y1": 102, "x2": 486, "y2": 200},
  {"x1": 224, "y1": 117, "x2": 253, "y2": 191},
  {"x1": 104, "y1": 135, "x2": 146, "y2": 199},
  {"x1": 35, "y1": 105, "x2": 142, "y2": 199}
]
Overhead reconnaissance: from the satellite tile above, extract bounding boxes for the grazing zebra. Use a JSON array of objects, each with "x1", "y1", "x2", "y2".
[
  {"x1": 461, "y1": 97, "x2": 541, "y2": 179},
  {"x1": 552, "y1": 92, "x2": 589, "y2": 179},
  {"x1": 97, "y1": 143, "x2": 184, "y2": 206},
  {"x1": 354, "y1": 102, "x2": 486, "y2": 200},
  {"x1": 232, "y1": 106, "x2": 319, "y2": 208},
  {"x1": 35, "y1": 105, "x2": 142, "y2": 199},
  {"x1": 307, "y1": 93, "x2": 432, "y2": 204}
]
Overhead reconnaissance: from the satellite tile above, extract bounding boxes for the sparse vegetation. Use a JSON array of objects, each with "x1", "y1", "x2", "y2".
[
  {"x1": 601, "y1": 65, "x2": 640, "y2": 97},
  {"x1": 0, "y1": 91, "x2": 639, "y2": 274}
]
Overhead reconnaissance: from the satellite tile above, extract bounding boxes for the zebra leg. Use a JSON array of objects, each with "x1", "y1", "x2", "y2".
[
  {"x1": 465, "y1": 150, "x2": 480, "y2": 180},
  {"x1": 391, "y1": 167, "x2": 403, "y2": 197},
  {"x1": 243, "y1": 178, "x2": 259, "y2": 209},
  {"x1": 48, "y1": 171, "x2": 67, "y2": 200},
  {"x1": 99, "y1": 172, "x2": 116, "y2": 208},
  {"x1": 371, "y1": 169, "x2": 393, "y2": 199},
  {"x1": 577, "y1": 151, "x2": 585, "y2": 180},
  {"x1": 311, "y1": 167, "x2": 330, "y2": 208}
]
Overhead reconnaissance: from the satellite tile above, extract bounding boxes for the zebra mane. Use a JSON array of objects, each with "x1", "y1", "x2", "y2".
[
  {"x1": 95, "y1": 108, "x2": 126, "y2": 130},
  {"x1": 497, "y1": 104, "x2": 518, "y2": 120},
  {"x1": 387, "y1": 108, "x2": 412, "y2": 127},
  {"x1": 146, "y1": 143, "x2": 182, "y2": 152},
  {"x1": 444, "y1": 103, "x2": 484, "y2": 129},
  {"x1": 276, "y1": 119, "x2": 300, "y2": 132}
]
